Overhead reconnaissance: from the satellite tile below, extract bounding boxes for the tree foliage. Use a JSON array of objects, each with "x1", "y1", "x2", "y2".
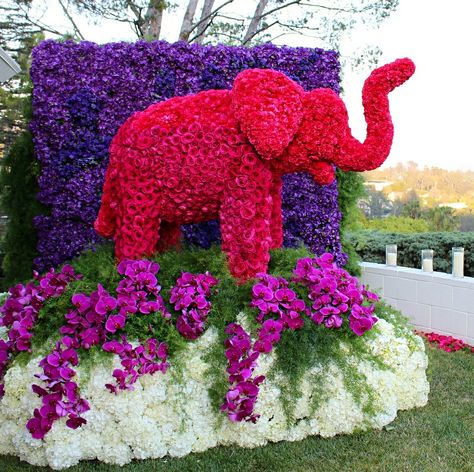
[
  {"x1": 1, "y1": 1, "x2": 399, "y2": 51},
  {"x1": 0, "y1": 94, "x2": 44, "y2": 289},
  {"x1": 366, "y1": 162, "x2": 474, "y2": 210}
]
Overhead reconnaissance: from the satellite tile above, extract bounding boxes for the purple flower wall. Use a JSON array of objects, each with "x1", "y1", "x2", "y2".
[{"x1": 30, "y1": 40, "x2": 345, "y2": 270}]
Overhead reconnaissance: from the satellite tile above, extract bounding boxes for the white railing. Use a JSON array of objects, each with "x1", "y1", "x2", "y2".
[{"x1": 359, "y1": 262, "x2": 474, "y2": 345}]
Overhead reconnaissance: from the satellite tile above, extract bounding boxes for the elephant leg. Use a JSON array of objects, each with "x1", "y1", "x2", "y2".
[
  {"x1": 270, "y1": 177, "x2": 283, "y2": 249},
  {"x1": 114, "y1": 194, "x2": 161, "y2": 260},
  {"x1": 156, "y1": 222, "x2": 182, "y2": 252},
  {"x1": 220, "y1": 189, "x2": 272, "y2": 282}
]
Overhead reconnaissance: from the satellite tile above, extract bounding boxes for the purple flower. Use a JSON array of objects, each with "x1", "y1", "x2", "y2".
[
  {"x1": 294, "y1": 253, "x2": 378, "y2": 334},
  {"x1": 349, "y1": 304, "x2": 378, "y2": 336},
  {"x1": 102, "y1": 340, "x2": 125, "y2": 354},
  {"x1": 27, "y1": 339, "x2": 89, "y2": 440},
  {"x1": 105, "y1": 314, "x2": 126, "y2": 333},
  {"x1": 102, "y1": 337, "x2": 168, "y2": 393},
  {"x1": 172, "y1": 271, "x2": 218, "y2": 340}
]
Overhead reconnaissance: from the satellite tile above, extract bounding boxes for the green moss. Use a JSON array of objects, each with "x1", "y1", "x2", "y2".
[{"x1": 269, "y1": 314, "x2": 390, "y2": 424}]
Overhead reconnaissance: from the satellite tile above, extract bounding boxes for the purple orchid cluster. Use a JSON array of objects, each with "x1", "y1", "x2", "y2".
[
  {"x1": 221, "y1": 275, "x2": 307, "y2": 422},
  {"x1": 30, "y1": 40, "x2": 344, "y2": 271},
  {"x1": 116, "y1": 259, "x2": 170, "y2": 319},
  {"x1": 102, "y1": 337, "x2": 168, "y2": 393},
  {"x1": 250, "y1": 274, "x2": 306, "y2": 332},
  {"x1": 293, "y1": 253, "x2": 379, "y2": 335},
  {"x1": 220, "y1": 323, "x2": 266, "y2": 423},
  {"x1": 170, "y1": 272, "x2": 218, "y2": 340},
  {"x1": 26, "y1": 338, "x2": 90, "y2": 440},
  {"x1": 59, "y1": 284, "x2": 116, "y2": 349},
  {"x1": 22, "y1": 259, "x2": 171, "y2": 440},
  {"x1": 0, "y1": 266, "x2": 79, "y2": 398},
  {"x1": 222, "y1": 254, "x2": 379, "y2": 423},
  {"x1": 59, "y1": 260, "x2": 169, "y2": 349}
]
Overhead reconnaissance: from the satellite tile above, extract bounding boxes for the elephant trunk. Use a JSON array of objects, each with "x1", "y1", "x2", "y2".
[{"x1": 334, "y1": 58, "x2": 415, "y2": 172}]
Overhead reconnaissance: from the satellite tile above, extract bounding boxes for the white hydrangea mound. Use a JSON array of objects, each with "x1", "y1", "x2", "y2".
[{"x1": 0, "y1": 318, "x2": 429, "y2": 470}]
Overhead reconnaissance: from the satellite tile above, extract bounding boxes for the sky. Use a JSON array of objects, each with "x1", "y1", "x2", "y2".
[{"x1": 37, "y1": 0, "x2": 474, "y2": 171}]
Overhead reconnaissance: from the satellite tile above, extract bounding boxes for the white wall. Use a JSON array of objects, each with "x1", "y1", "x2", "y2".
[{"x1": 360, "y1": 262, "x2": 474, "y2": 346}]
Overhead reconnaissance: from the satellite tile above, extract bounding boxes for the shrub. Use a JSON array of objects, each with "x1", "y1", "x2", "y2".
[
  {"x1": 0, "y1": 95, "x2": 44, "y2": 290},
  {"x1": 337, "y1": 170, "x2": 365, "y2": 275},
  {"x1": 362, "y1": 216, "x2": 430, "y2": 233},
  {"x1": 348, "y1": 230, "x2": 474, "y2": 276}
]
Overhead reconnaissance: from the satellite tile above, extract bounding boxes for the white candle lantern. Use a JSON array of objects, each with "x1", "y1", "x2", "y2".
[
  {"x1": 386, "y1": 244, "x2": 397, "y2": 267},
  {"x1": 452, "y1": 247, "x2": 464, "y2": 278},
  {"x1": 421, "y1": 249, "x2": 433, "y2": 273}
]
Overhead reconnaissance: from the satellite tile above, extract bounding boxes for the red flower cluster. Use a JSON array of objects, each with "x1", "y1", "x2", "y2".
[
  {"x1": 416, "y1": 331, "x2": 474, "y2": 353},
  {"x1": 95, "y1": 60, "x2": 415, "y2": 281}
]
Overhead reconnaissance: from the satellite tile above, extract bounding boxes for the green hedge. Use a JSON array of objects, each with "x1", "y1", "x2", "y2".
[
  {"x1": 348, "y1": 230, "x2": 474, "y2": 277},
  {"x1": 337, "y1": 170, "x2": 365, "y2": 276},
  {"x1": 0, "y1": 95, "x2": 44, "y2": 290}
]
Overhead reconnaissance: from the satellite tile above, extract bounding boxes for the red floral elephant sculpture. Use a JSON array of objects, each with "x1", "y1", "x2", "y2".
[{"x1": 95, "y1": 58, "x2": 415, "y2": 281}]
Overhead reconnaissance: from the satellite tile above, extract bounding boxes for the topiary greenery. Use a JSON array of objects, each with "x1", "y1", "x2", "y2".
[
  {"x1": 362, "y1": 216, "x2": 430, "y2": 233},
  {"x1": 7, "y1": 244, "x2": 415, "y2": 424},
  {"x1": 337, "y1": 169, "x2": 366, "y2": 275},
  {"x1": 0, "y1": 94, "x2": 44, "y2": 290},
  {"x1": 348, "y1": 230, "x2": 474, "y2": 277}
]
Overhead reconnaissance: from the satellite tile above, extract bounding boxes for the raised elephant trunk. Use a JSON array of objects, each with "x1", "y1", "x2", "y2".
[{"x1": 334, "y1": 58, "x2": 415, "y2": 172}]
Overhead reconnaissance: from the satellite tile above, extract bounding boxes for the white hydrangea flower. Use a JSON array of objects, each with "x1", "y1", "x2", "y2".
[{"x1": 0, "y1": 315, "x2": 429, "y2": 469}]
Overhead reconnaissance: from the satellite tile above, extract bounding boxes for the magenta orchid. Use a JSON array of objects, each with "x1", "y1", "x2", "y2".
[
  {"x1": 250, "y1": 274, "x2": 306, "y2": 330},
  {"x1": 26, "y1": 338, "x2": 90, "y2": 440},
  {"x1": 0, "y1": 265, "x2": 79, "y2": 399},
  {"x1": 171, "y1": 272, "x2": 219, "y2": 340},
  {"x1": 293, "y1": 253, "x2": 378, "y2": 336},
  {"x1": 221, "y1": 323, "x2": 266, "y2": 423},
  {"x1": 103, "y1": 336, "x2": 168, "y2": 393}
]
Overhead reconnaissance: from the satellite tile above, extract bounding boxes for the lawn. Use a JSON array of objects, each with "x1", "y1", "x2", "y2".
[{"x1": 1, "y1": 343, "x2": 472, "y2": 472}]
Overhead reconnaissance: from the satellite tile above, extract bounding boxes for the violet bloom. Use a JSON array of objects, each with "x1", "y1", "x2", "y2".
[
  {"x1": 102, "y1": 337, "x2": 169, "y2": 393},
  {"x1": 172, "y1": 271, "x2": 218, "y2": 340},
  {"x1": 105, "y1": 314, "x2": 126, "y2": 333},
  {"x1": 250, "y1": 273, "x2": 306, "y2": 330},
  {"x1": 294, "y1": 253, "x2": 378, "y2": 335},
  {"x1": 349, "y1": 304, "x2": 378, "y2": 336},
  {"x1": 27, "y1": 338, "x2": 89, "y2": 440}
]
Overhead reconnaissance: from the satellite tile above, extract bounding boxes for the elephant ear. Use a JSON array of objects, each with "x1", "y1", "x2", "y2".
[{"x1": 232, "y1": 69, "x2": 304, "y2": 160}]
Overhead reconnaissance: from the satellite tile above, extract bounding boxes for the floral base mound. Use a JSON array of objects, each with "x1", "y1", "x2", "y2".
[
  {"x1": 0, "y1": 317, "x2": 428, "y2": 470},
  {"x1": 0, "y1": 247, "x2": 429, "y2": 469}
]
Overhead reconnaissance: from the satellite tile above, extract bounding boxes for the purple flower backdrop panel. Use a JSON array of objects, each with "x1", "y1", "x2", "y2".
[{"x1": 30, "y1": 39, "x2": 342, "y2": 271}]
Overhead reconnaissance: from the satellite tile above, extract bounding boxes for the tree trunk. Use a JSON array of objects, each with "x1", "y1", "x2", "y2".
[
  {"x1": 179, "y1": 0, "x2": 199, "y2": 41},
  {"x1": 194, "y1": 0, "x2": 216, "y2": 44},
  {"x1": 243, "y1": 0, "x2": 269, "y2": 45},
  {"x1": 143, "y1": 0, "x2": 165, "y2": 40}
]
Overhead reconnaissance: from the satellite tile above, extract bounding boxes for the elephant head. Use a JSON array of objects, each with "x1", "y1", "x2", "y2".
[{"x1": 231, "y1": 58, "x2": 416, "y2": 184}]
